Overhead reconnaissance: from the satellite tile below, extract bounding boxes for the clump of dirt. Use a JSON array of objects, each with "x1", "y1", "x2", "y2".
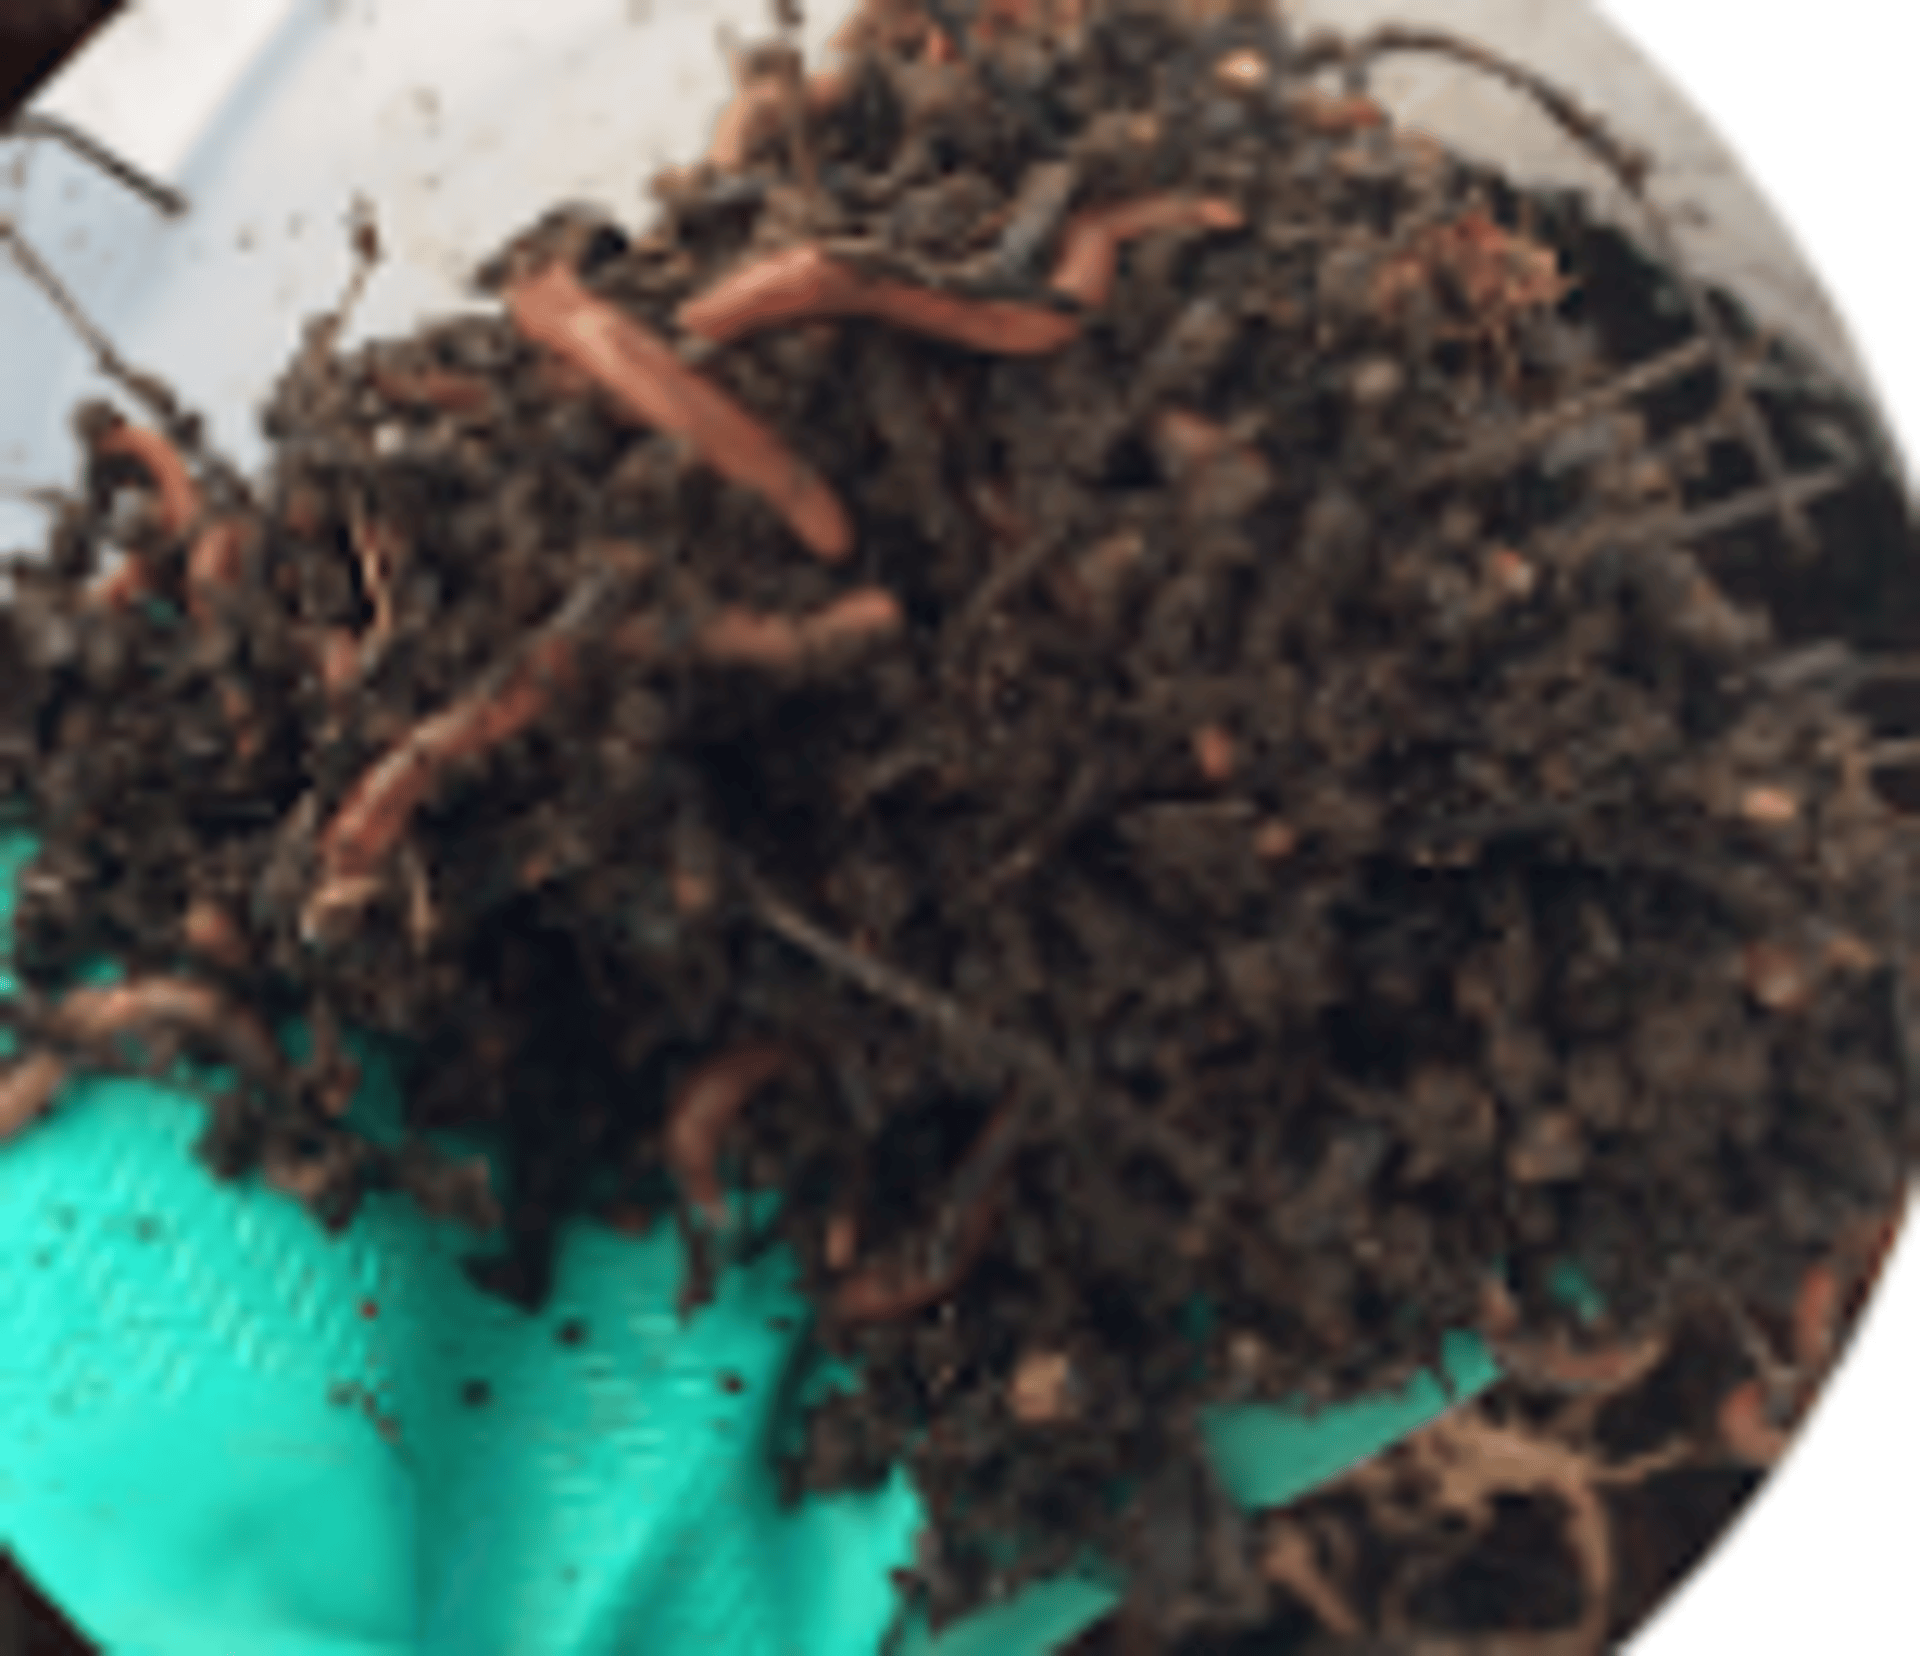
[{"x1": 1, "y1": 0, "x2": 1914, "y2": 1643}]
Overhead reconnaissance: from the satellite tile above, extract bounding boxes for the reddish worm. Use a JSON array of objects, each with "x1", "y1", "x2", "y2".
[
  {"x1": 87, "y1": 423, "x2": 198, "y2": 609},
  {"x1": 831, "y1": 1100, "x2": 1022, "y2": 1324},
  {"x1": 85, "y1": 421, "x2": 253, "y2": 621},
  {"x1": 51, "y1": 976, "x2": 285, "y2": 1085},
  {"x1": 95, "y1": 422, "x2": 198, "y2": 537},
  {"x1": 0, "y1": 1051, "x2": 68, "y2": 1144},
  {"x1": 307, "y1": 577, "x2": 899, "y2": 940},
  {"x1": 676, "y1": 194, "x2": 1245, "y2": 354},
  {"x1": 507, "y1": 260, "x2": 853, "y2": 561},
  {"x1": 666, "y1": 1044, "x2": 793, "y2": 1224},
  {"x1": 303, "y1": 607, "x2": 586, "y2": 943}
]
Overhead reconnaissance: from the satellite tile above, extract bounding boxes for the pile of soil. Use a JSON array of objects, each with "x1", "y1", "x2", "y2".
[{"x1": 2, "y1": 0, "x2": 1914, "y2": 1644}]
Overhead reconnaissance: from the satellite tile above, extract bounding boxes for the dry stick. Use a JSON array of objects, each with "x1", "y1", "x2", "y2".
[
  {"x1": 509, "y1": 259, "x2": 853, "y2": 561},
  {"x1": 1646, "y1": 460, "x2": 1853, "y2": 548},
  {"x1": 0, "y1": 221, "x2": 200, "y2": 446},
  {"x1": 1543, "y1": 461, "x2": 1854, "y2": 572},
  {"x1": 6, "y1": 112, "x2": 188, "y2": 218},
  {"x1": 743, "y1": 868, "x2": 1055, "y2": 1082},
  {"x1": 1339, "y1": 24, "x2": 1820, "y2": 558},
  {"x1": 1411, "y1": 335, "x2": 1716, "y2": 489},
  {"x1": 941, "y1": 515, "x2": 1077, "y2": 652},
  {"x1": 743, "y1": 870, "x2": 1228, "y2": 1287}
]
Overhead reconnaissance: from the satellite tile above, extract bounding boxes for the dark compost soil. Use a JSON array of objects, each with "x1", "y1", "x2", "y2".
[{"x1": 2, "y1": 1, "x2": 1916, "y2": 1648}]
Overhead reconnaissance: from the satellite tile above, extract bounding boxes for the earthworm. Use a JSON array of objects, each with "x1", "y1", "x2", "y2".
[
  {"x1": 508, "y1": 260, "x2": 852, "y2": 560},
  {"x1": 84, "y1": 422, "x2": 201, "y2": 608},
  {"x1": 665, "y1": 1043, "x2": 793, "y2": 1224},
  {"x1": 1791, "y1": 1260, "x2": 1842, "y2": 1371},
  {"x1": 676, "y1": 194, "x2": 1244, "y2": 352},
  {"x1": 1191, "y1": 724, "x2": 1236, "y2": 784},
  {"x1": 610, "y1": 587, "x2": 905, "y2": 674},
  {"x1": 677, "y1": 242, "x2": 1080, "y2": 355},
  {"x1": 52, "y1": 977, "x2": 284, "y2": 1086},
  {"x1": 304, "y1": 565, "x2": 635, "y2": 944},
  {"x1": 185, "y1": 518, "x2": 249, "y2": 624},
  {"x1": 696, "y1": 588, "x2": 903, "y2": 670},
  {"x1": 368, "y1": 364, "x2": 492, "y2": 416},
  {"x1": 94, "y1": 421, "x2": 199, "y2": 538},
  {"x1": 182, "y1": 897, "x2": 250, "y2": 971},
  {"x1": 1047, "y1": 194, "x2": 1245, "y2": 310},
  {"x1": 1288, "y1": 90, "x2": 1387, "y2": 136},
  {"x1": 832, "y1": 1099, "x2": 1021, "y2": 1323},
  {"x1": 0, "y1": 1051, "x2": 68, "y2": 1143},
  {"x1": 1717, "y1": 1378, "x2": 1789, "y2": 1467}
]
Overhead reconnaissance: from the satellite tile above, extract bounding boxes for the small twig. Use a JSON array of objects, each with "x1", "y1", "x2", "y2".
[
  {"x1": 941, "y1": 516, "x2": 1076, "y2": 650},
  {"x1": 1660, "y1": 462, "x2": 1854, "y2": 548},
  {"x1": 6, "y1": 111, "x2": 188, "y2": 217},
  {"x1": 1557, "y1": 462, "x2": 1853, "y2": 563},
  {"x1": 963, "y1": 754, "x2": 1108, "y2": 901},
  {"x1": 1332, "y1": 24, "x2": 1819, "y2": 558},
  {"x1": 0, "y1": 220, "x2": 183, "y2": 428},
  {"x1": 0, "y1": 480, "x2": 69, "y2": 510},
  {"x1": 1411, "y1": 335, "x2": 1716, "y2": 489},
  {"x1": 742, "y1": 866, "x2": 1054, "y2": 1083},
  {"x1": 1325, "y1": 26, "x2": 1650, "y2": 184}
]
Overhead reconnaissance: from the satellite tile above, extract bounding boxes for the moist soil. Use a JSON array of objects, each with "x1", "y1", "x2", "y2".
[{"x1": 2, "y1": 0, "x2": 1916, "y2": 1647}]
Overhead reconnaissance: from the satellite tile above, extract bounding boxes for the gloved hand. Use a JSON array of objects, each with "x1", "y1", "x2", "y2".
[{"x1": 0, "y1": 828, "x2": 1496, "y2": 1656}]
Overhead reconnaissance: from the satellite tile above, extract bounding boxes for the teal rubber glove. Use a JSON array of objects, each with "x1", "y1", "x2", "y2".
[{"x1": 0, "y1": 828, "x2": 1498, "y2": 1656}]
